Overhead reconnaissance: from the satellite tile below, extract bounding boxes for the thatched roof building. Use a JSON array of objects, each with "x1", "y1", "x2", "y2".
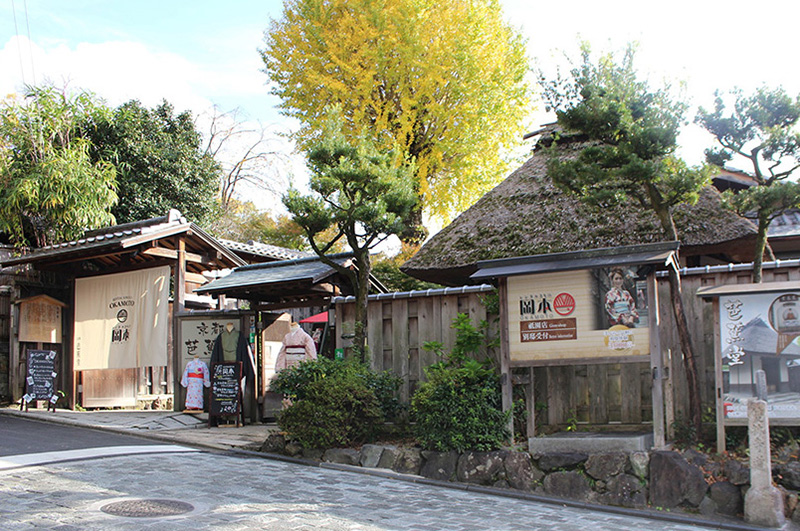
[{"x1": 402, "y1": 131, "x2": 758, "y2": 286}]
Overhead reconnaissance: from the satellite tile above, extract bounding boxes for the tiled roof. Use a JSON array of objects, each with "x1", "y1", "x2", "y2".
[
  {"x1": 218, "y1": 239, "x2": 313, "y2": 262},
  {"x1": 196, "y1": 253, "x2": 353, "y2": 295}
]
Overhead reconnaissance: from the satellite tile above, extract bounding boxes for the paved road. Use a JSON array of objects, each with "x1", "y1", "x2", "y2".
[
  {"x1": 0, "y1": 415, "x2": 166, "y2": 456},
  {"x1": 1, "y1": 448, "x2": 740, "y2": 531}
]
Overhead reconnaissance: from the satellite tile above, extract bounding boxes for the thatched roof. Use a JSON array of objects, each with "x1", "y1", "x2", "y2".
[{"x1": 402, "y1": 134, "x2": 758, "y2": 286}]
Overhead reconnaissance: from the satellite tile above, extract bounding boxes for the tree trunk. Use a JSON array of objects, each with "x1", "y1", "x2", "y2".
[
  {"x1": 399, "y1": 200, "x2": 428, "y2": 245},
  {"x1": 752, "y1": 214, "x2": 770, "y2": 284},
  {"x1": 667, "y1": 265, "x2": 702, "y2": 438},
  {"x1": 652, "y1": 202, "x2": 702, "y2": 439},
  {"x1": 352, "y1": 252, "x2": 371, "y2": 363}
]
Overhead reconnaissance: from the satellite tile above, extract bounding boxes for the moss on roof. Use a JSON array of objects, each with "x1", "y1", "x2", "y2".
[{"x1": 403, "y1": 135, "x2": 757, "y2": 285}]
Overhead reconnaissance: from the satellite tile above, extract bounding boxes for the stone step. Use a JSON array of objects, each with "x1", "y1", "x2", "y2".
[{"x1": 528, "y1": 431, "x2": 654, "y2": 454}]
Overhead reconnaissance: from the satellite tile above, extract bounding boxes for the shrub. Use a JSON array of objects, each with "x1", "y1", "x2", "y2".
[
  {"x1": 277, "y1": 371, "x2": 385, "y2": 449},
  {"x1": 411, "y1": 314, "x2": 510, "y2": 452},
  {"x1": 270, "y1": 357, "x2": 402, "y2": 421}
]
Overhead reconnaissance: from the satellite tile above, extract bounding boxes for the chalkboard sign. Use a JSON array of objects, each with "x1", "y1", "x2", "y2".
[
  {"x1": 209, "y1": 362, "x2": 242, "y2": 426},
  {"x1": 22, "y1": 350, "x2": 58, "y2": 412}
]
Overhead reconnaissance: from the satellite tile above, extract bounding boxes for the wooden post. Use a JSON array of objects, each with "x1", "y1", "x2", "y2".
[
  {"x1": 9, "y1": 296, "x2": 20, "y2": 403},
  {"x1": 172, "y1": 236, "x2": 186, "y2": 412},
  {"x1": 712, "y1": 299, "x2": 726, "y2": 454},
  {"x1": 526, "y1": 366, "x2": 536, "y2": 439},
  {"x1": 648, "y1": 271, "x2": 666, "y2": 448},
  {"x1": 498, "y1": 278, "x2": 514, "y2": 441}
]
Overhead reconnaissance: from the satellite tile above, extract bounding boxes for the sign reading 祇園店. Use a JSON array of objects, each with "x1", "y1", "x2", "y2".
[
  {"x1": 508, "y1": 268, "x2": 650, "y2": 364},
  {"x1": 472, "y1": 242, "x2": 678, "y2": 366}
]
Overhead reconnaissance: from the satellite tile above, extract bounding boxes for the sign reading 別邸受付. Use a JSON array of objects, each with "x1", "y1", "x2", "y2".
[{"x1": 508, "y1": 269, "x2": 650, "y2": 364}]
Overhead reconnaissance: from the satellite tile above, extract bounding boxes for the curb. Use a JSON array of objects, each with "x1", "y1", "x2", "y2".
[{"x1": 0, "y1": 408, "x2": 775, "y2": 531}]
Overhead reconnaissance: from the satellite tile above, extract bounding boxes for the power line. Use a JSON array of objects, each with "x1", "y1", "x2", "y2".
[
  {"x1": 23, "y1": 0, "x2": 36, "y2": 86},
  {"x1": 10, "y1": 0, "x2": 27, "y2": 86}
]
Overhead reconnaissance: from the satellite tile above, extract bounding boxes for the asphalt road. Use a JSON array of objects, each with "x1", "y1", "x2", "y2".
[{"x1": 0, "y1": 415, "x2": 162, "y2": 456}]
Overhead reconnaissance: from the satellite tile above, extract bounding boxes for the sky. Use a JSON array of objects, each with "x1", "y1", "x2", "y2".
[{"x1": 2, "y1": 0, "x2": 800, "y2": 212}]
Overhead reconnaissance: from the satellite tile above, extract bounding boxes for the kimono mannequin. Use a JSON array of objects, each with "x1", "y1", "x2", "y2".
[
  {"x1": 210, "y1": 322, "x2": 256, "y2": 424},
  {"x1": 275, "y1": 321, "x2": 317, "y2": 372},
  {"x1": 210, "y1": 322, "x2": 254, "y2": 380},
  {"x1": 180, "y1": 354, "x2": 210, "y2": 411}
]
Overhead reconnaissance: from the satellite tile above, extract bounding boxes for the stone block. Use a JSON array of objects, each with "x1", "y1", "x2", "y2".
[
  {"x1": 585, "y1": 453, "x2": 627, "y2": 481},
  {"x1": 456, "y1": 451, "x2": 505, "y2": 485},
  {"x1": 504, "y1": 451, "x2": 542, "y2": 491},
  {"x1": 629, "y1": 452, "x2": 649, "y2": 479},
  {"x1": 537, "y1": 452, "x2": 588, "y2": 472},
  {"x1": 393, "y1": 447, "x2": 423, "y2": 475},
  {"x1": 419, "y1": 451, "x2": 459, "y2": 481},
  {"x1": 359, "y1": 444, "x2": 384, "y2": 468},
  {"x1": 600, "y1": 473, "x2": 647, "y2": 508},
  {"x1": 543, "y1": 470, "x2": 592, "y2": 501},
  {"x1": 649, "y1": 451, "x2": 708, "y2": 508},
  {"x1": 377, "y1": 445, "x2": 400, "y2": 469},
  {"x1": 724, "y1": 459, "x2": 750, "y2": 486},
  {"x1": 323, "y1": 448, "x2": 360, "y2": 465},
  {"x1": 709, "y1": 480, "x2": 743, "y2": 517}
]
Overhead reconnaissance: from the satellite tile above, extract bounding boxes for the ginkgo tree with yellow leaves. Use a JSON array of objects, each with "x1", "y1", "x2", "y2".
[{"x1": 261, "y1": 0, "x2": 531, "y2": 240}]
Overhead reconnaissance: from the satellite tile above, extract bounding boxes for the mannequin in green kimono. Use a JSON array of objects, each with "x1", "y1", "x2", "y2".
[{"x1": 210, "y1": 322, "x2": 256, "y2": 424}]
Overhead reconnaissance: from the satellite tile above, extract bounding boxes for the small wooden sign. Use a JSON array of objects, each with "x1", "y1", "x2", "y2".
[
  {"x1": 209, "y1": 362, "x2": 243, "y2": 427},
  {"x1": 22, "y1": 350, "x2": 58, "y2": 412}
]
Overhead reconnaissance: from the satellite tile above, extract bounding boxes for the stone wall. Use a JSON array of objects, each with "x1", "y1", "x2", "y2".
[{"x1": 258, "y1": 434, "x2": 800, "y2": 524}]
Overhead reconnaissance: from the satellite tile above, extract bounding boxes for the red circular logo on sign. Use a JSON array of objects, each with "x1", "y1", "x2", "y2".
[{"x1": 554, "y1": 293, "x2": 575, "y2": 316}]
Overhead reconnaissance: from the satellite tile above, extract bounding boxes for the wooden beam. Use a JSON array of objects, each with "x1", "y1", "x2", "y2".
[
  {"x1": 498, "y1": 278, "x2": 514, "y2": 442},
  {"x1": 253, "y1": 298, "x2": 333, "y2": 311},
  {"x1": 140, "y1": 246, "x2": 211, "y2": 265},
  {"x1": 185, "y1": 272, "x2": 207, "y2": 285},
  {"x1": 172, "y1": 236, "x2": 186, "y2": 412}
]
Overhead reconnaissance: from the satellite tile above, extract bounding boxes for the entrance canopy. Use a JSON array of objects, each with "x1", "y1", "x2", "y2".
[
  {"x1": 195, "y1": 252, "x2": 386, "y2": 310},
  {"x1": 471, "y1": 241, "x2": 680, "y2": 281}
]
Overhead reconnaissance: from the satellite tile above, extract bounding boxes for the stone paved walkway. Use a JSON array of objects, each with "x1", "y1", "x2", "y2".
[{"x1": 0, "y1": 450, "x2": 740, "y2": 531}]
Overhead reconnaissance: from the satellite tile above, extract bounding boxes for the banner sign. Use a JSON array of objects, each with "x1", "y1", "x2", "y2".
[
  {"x1": 719, "y1": 290, "x2": 800, "y2": 420},
  {"x1": 508, "y1": 268, "x2": 650, "y2": 364},
  {"x1": 74, "y1": 266, "x2": 170, "y2": 370}
]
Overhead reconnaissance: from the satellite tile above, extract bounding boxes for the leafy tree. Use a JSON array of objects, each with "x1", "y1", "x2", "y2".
[
  {"x1": 0, "y1": 85, "x2": 117, "y2": 247},
  {"x1": 86, "y1": 100, "x2": 220, "y2": 225},
  {"x1": 541, "y1": 44, "x2": 709, "y2": 437},
  {"x1": 262, "y1": 0, "x2": 530, "y2": 239},
  {"x1": 696, "y1": 87, "x2": 800, "y2": 282},
  {"x1": 283, "y1": 106, "x2": 417, "y2": 358}
]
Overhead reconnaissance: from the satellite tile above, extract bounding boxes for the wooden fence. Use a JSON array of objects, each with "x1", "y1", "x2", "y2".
[
  {"x1": 335, "y1": 260, "x2": 800, "y2": 435},
  {"x1": 334, "y1": 285, "x2": 497, "y2": 402}
]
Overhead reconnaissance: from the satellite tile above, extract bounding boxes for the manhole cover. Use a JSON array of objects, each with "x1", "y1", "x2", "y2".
[{"x1": 100, "y1": 499, "x2": 194, "y2": 518}]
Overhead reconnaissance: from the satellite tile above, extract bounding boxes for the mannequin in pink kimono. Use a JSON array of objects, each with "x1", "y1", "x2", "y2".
[
  {"x1": 181, "y1": 354, "x2": 210, "y2": 411},
  {"x1": 275, "y1": 322, "x2": 317, "y2": 372}
]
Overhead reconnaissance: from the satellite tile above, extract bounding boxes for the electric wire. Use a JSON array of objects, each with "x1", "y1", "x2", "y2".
[
  {"x1": 10, "y1": 0, "x2": 27, "y2": 86},
  {"x1": 23, "y1": 0, "x2": 36, "y2": 86}
]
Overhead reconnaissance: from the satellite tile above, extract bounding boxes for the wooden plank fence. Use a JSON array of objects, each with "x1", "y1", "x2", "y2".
[{"x1": 335, "y1": 260, "x2": 800, "y2": 435}]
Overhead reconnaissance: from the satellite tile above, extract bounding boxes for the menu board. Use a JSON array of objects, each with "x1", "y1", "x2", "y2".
[
  {"x1": 23, "y1": 350, "x2": 58, "y2": 410},
  {"x1": 209, "y1": 362, "x2": 242, "y2": 422}
]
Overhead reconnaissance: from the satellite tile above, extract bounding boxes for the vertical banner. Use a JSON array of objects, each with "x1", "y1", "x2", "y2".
[{"x1": 74, "y1": 266, "x2": 170, "y2": 370}]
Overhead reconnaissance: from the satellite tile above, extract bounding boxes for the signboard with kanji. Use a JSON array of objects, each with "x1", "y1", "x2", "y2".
[
  {"x1": 508, "y1": 268, "x2": 650, "y2": 364},
  {"x1": 718, "y1": 290, "x2": 800, "y2": 420},
  {"x1": 179, "y1": 318, "x2": 238, "y2": 366}
]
